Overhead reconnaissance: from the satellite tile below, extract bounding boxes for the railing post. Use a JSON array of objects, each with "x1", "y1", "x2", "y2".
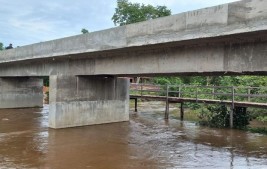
[
  {"x1": 248, "y1": 87, "x2": 251, "y2": 102},
  {"x1": 230, "y1": 86, "x2": 235, "y2": 128},
  {"x1": 212, "y1": 86, "x2": 215, "y2": 100},
  {"x1": 165, "y1": 85, "x2": 169, "y2": 120},
  {"x1": 196, "y1": 87, "x2": 198, "y2": 102},
  {"x1": 141, "y1": 83, "x2": 143, "y2": 98},
  {"x1": 179, "y1": 86, "x2": 181, "y2": 98},
  {"x1": 134, "y1": 98, "x2": 138, "y2": 112},
  {"x1": 180, "y1": 102, "x2": 184, "y2": 121}
]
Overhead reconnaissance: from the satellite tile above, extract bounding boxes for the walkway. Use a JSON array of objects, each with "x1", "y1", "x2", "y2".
[{"x1": 130, "y1": 83, "x2": 267, "y2": 128}]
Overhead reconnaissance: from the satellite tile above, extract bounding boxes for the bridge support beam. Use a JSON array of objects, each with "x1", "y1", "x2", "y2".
[
  {"x1": 0, "y1": 77, "x2": 43, "y2": 109},
  {"x1": 49, "y1": 75, "x2": 129, "y2": 129}
]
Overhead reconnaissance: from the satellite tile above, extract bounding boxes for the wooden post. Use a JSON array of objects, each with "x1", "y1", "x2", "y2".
[
  {"x1": 165, "y1": 85, "x2": 169, "y2": 120},
  {"x1": 140, "y1": 80, "x2": 143, "y2": 100},
  {"x1": 178, "y1": 86, "x2": 181, "y2": 98},
  {"x1": 196, "y1": 87, "x2": 198, "y2": 102},
  {"x1": 212, "y1": 86, "x2": 215, "y2": 100},
  {"x1": 180, "y1": 102, "x2": 184, "y2": 121},
  {"x1": 230, "y1": 86, "x2": 235, "y2": 128},
  {"x1": 248, "y1": 87, "x2": 251, "y2": 102},
  {"x1": 134, "y1": 98, "x2": 137, "y2": 112}
]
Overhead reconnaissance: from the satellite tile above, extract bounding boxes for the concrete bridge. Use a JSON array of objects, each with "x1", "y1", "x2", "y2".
[{"x1": 0, "y1": 0, "x2": 266, "y2": 128}]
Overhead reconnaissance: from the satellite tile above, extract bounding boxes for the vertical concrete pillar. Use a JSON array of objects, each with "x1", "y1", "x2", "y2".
[
  {"x1": 49, "y1": 75, "x2": 129, "y2": 129},
  {"x1": 0, "y1": 77, "x2": 43, "y2": 109}
]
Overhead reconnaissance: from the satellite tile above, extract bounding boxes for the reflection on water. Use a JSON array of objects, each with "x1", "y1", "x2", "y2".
[{"x1": 0, "y1": 104, "x2": 266, "y2": 169}]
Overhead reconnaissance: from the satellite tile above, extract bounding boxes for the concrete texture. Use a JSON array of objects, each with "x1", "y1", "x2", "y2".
[
  {"x1": 0, "y1": 77, "x2": 43, "y2": 108},
  {"x1": 49, "y1": 75, "x2": 129, "y2": 129},
  {"x1": 0, "y1": 0, "x2": 266, "y2": 76},
  {"x1": 0, "y1": 40, "x2": 266, "y2": 76}
]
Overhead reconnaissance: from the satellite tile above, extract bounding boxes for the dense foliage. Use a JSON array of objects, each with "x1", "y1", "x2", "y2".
[
  {"x1": 198, "y1": 104, "x2": 250, "y2": 129},
  {"x1": 43, "y1": 77, "x2": 49, "y2": 87},
  {"x1": 112, "y1": 0, "x2": 171, "y2": 26},
  {"x1": 153, "y1": 76, "x2": 267, "y2": 87},
  {"x1": 153, "y1": 76, "x2": 267, "y2": 103},
  {"x1": 81, "y1": 28, "x2": 89, "y2": 34},
  {"x1": 0, "y1": 42, "x2": 3, "y2": 50},
  {"x1": 257, "y1": 116, "x2": 267, "y2": 124}
]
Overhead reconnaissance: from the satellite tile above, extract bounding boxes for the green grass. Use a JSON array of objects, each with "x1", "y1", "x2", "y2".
[{"x1": 247, "y1": 127, "x2": 267, "y2": 135}]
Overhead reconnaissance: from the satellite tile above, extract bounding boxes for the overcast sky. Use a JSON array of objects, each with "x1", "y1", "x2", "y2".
[{"x1": 0, "y1": 0, "x2": 238, "y2": 47}]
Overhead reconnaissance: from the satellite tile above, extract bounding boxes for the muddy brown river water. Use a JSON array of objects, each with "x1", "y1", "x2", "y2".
[{"x1": 0, "y1": 103, "x2": 266, "y2": 169}]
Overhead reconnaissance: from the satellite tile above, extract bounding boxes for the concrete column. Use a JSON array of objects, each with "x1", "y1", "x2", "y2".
[
  {"x1": 49, "y1": 75, "x2": 129, "y2": 129},
  {"x1": 0, "y1": 77, "x2": 43, "y2": 109}
]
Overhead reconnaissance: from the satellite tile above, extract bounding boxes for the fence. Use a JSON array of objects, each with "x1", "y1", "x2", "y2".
[
  {"x1": 130, "y1": 83, "x2": 267, "y2": 128},
  {"x1": 130, "y1": 83, "x2": 267, "y2": 104}
]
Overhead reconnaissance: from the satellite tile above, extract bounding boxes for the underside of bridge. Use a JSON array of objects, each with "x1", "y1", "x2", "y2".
[{"x1": 0, "y1": 77, "x2": 43, "y2": 109}]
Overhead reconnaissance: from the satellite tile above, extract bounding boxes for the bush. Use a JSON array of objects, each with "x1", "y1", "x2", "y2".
[
  {"x1": 257, "y1": 116, "x2": 267, "y2": 124},
  {"x1": 199, "y1": 104, "x2": 250, "y2": 129}
]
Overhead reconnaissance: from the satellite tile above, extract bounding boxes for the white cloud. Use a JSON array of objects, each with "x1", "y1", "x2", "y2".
[{"x1": 10, "y1": 18, "x2": 53, "y2": 33}]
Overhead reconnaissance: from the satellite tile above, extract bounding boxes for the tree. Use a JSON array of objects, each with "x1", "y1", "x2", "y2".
[
  {"x1": 112, "y1": 0, "x2": 171, "y2": 26},
  {"x1": 0, "y1": 42, "x2": 3, "y2": 51},
  {"x1": 81, "y1": 28, "x2": 89, "y2": 34}
]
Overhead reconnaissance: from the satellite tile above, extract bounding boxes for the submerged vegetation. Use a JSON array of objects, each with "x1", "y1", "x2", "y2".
[
  {"x1": 249, "y1": 116, "x2": 267, "y2": 134},
  {"x1": 198, "y1": 104, "x2": 250, "y2": 129}
]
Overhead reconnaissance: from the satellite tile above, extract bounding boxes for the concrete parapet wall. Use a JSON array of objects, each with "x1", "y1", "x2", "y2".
[
  {"x1": 0, "y1": 77, "x2": 43, "y2": 108},
  {"x1": 49, "y1": 75, "x2": 129, "y2": 129}
]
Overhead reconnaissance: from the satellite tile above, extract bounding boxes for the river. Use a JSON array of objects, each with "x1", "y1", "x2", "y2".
[{"x1": 0, "y1": 103, "x2": 266, "y2": 169}]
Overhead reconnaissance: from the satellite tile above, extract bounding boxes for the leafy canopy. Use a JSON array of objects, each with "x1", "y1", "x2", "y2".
[
  {"x1": 0, "y1": 42, "x2": 3, "y2": 51},
  {"x1": 81, "y1": 28, "x2": 89, "y2": 34},
  {"x1": 112, "y1": 0, "x2": 171, "y2": 26}
]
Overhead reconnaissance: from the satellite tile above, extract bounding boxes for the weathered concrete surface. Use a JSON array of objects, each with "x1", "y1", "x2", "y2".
[
  {"x1": 49, "y1": 76, "x2": 129, "y2": 129},
  {"x1": 0, "y1": 0, "x2": 266, "y2": 76},
  {"x1": 0, "y1": 77, "x2": 43, "y2": 108},
  {"x1": 0, "y1": 40, "x2": 266, "y2": 76}
]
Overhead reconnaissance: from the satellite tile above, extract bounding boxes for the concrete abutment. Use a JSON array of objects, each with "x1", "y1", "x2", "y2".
[
  {"x1": 0, "y1": 77, "x2": 43, "y2": 109},
  {"x1": 49, "y1": 75, "x2": 129, "y2": 129}
]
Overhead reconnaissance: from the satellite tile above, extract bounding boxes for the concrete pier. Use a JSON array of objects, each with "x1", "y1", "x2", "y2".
[
  {"x1": 0, "y1": 77, "x2": 43, "y2": 109},
  {"x1": 49, "y1": 75, "x2": 129, "y2": 129}
]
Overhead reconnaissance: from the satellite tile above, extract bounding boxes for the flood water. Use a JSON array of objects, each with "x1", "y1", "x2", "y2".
[{"x1": 0, "y1": 103, "x2": 266, "y2": 169}]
